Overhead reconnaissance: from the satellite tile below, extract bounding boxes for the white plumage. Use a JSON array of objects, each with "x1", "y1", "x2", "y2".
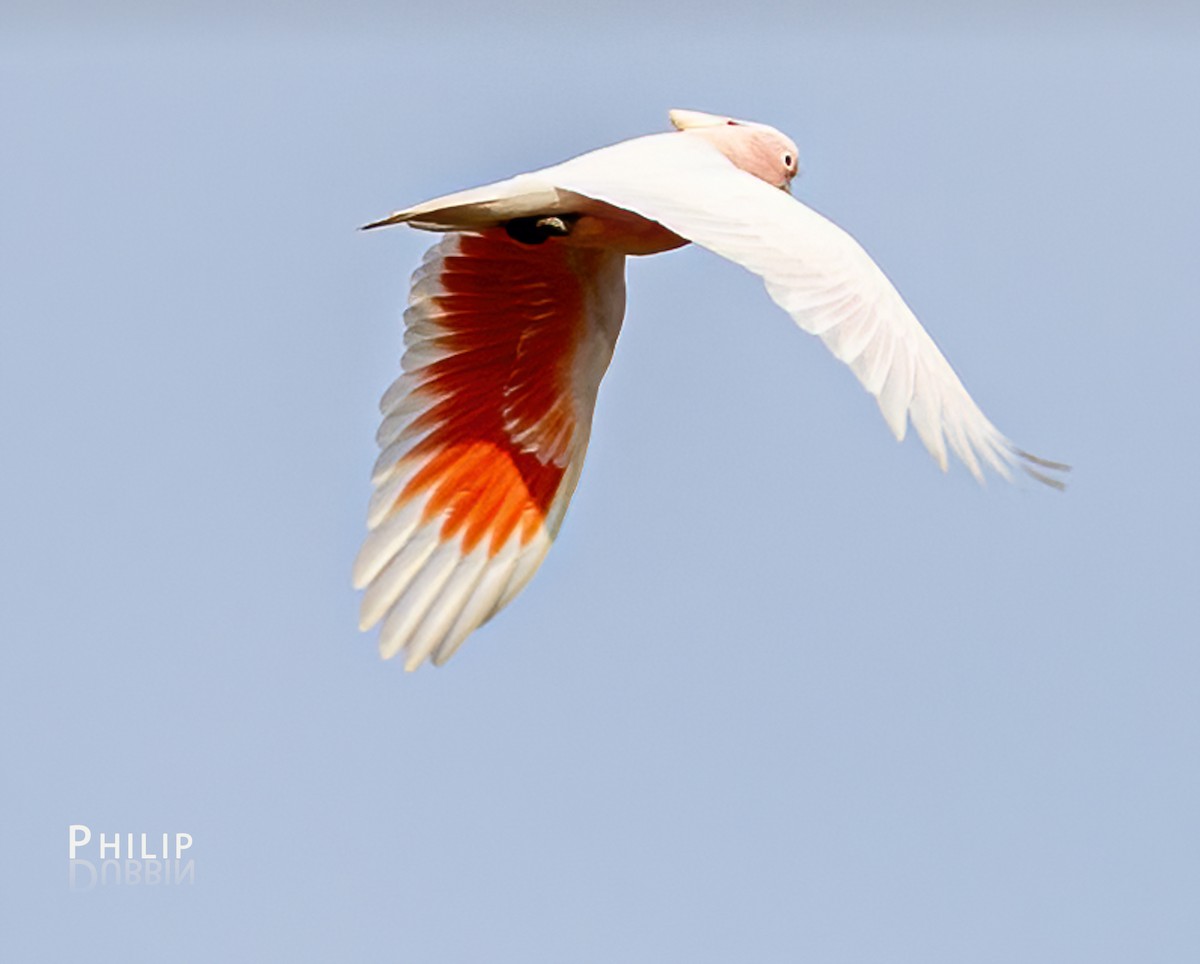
[{"x1": 357, "y1": 109, "x2": 1068, "y2": 669}]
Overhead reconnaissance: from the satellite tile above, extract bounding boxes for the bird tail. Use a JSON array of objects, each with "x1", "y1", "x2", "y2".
[{"x1": 361, "y1": 174, "x2": 581, "y2": 233}]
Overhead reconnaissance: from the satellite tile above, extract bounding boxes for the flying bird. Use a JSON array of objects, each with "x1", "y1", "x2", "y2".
[{"x1": 356, "y1": 108, "x2": 1067, "y2": 670}]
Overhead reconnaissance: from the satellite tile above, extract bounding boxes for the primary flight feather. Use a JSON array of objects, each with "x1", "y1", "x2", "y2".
[{"x1": 357, "y1": 108, "x2": 1068, "y2": 670}]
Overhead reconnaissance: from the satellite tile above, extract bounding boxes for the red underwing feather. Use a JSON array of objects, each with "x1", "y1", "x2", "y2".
[
  {"x1": 357, "y1": 229, "x2": 626, "y2": 667},
  {"x1": 392, "y1": 232, "x2": 588, "y2": 554}
]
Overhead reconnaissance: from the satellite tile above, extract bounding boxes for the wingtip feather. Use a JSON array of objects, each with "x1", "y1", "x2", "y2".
[{"x1": 1014, "y1": 448, "x2": 1071, "y2": 491}]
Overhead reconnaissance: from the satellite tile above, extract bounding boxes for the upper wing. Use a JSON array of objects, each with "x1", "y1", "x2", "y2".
[
  {"x1": 541, "y1": 133, "x2": 1068, "y2": 487},
  {"x1": 355, "y1": 231, "x2": 625, "y2": 669}
]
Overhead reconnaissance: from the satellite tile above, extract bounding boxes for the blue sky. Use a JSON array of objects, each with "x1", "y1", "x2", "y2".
[{"x1": 3, "y1": 7, "x2": 1198, "y2": 962}]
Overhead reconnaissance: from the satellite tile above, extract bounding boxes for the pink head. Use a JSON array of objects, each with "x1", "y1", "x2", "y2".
[{"x1": 669, "y1": 108, "x2": 800, "y2": 190}]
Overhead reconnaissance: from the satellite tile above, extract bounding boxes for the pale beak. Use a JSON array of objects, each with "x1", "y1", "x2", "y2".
[{"x1": 668, "y1": 108, "x2": 732, "y2": 131}]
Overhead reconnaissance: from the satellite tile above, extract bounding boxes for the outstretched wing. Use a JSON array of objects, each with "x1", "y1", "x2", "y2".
[
  {"x1": 355, "y1": 231, "x2": 625, "y2": 669},
  {"x1": 541, "y1": 133, "x2": 1068, "y2": 487}
]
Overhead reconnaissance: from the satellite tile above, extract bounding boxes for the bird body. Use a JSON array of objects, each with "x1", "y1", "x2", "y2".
[{"x1": 357, "y1": 109, "x2": 1067, "y2": 670}]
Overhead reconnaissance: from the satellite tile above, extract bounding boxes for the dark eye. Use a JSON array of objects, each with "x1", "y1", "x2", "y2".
[{"x1": 783, "y1": 153, "x2": 794, "y2": 167}]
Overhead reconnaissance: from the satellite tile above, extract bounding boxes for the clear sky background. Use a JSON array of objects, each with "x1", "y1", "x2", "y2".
[{"x1": 3, "y1": 4, "x2": 1198, "y2": 962}]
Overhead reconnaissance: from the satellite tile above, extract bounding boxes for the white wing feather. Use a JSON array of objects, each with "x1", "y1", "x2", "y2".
[{"x1": 538, "y1": 133, "x2": 1067, "y2": 487}]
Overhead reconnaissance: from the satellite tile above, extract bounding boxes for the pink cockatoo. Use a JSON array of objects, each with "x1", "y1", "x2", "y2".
[{"x1": 355, "y1": 109, "x2": 1067, "y2": 670}]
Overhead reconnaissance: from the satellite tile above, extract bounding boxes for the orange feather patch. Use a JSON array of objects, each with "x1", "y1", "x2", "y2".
[{"x1": 393, "y1": 232, "x2": 587, "y2": 556}]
